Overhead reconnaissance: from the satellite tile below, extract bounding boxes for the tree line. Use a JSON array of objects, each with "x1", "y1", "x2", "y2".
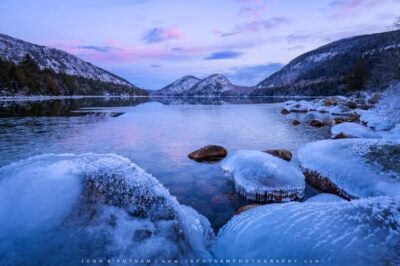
[{"x1": 0, "y1": 54, "x2": 147, "y2": 96}]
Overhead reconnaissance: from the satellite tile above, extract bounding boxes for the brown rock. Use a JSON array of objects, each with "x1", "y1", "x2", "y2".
[
  {"x1": 292, "y1": 119, "x2": 301, "y2": 125},
  {"x1": 323, "y1": 96, "x2": 340, "y2": 107},
  {"x1": 235, "y1": 204, "x2": 260, "y2": 215},
  {"x1": 346, "y1": 101, "x2": 357, "y2": 109},
  {"x1": 188, "y1": 145, "x2": 227, "y2": 162},
  {"x1": 369, "y1": 93, "x2": 382, "y2": 104},
  {"x1": 332, "y1": 115, "x2": 359, "y2": 125},
  {"x1": 310, "y1": 119, "x2": 325, "y2": 127},
  {"x1": 281, "y1": 108, "x2": 290, "y2": 115},
  {"x1": 265, "y1": 149, "x2": 292, "y2": 161},
  {"x1": 303, "y1": 169, "x2": 353, "y2": 200},
  {"x1": 359, "y1": 104, "x2": 372, "y2": 110}
]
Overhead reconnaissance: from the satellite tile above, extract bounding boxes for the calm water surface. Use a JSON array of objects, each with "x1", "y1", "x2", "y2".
[{"x1": 0, "y1": 97, "x2": 330, "y2": 230}]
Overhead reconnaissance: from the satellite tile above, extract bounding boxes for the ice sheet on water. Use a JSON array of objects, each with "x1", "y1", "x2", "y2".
[
  {"x1": 299, "y1": 139, "x2": 400, "y2": 198},
  {"x1": 221, "y1": 150, "x2": 305, "y2": 202},
  {"x1": 212, "y1": 197, "x2": 400, "y2": 265},
  {"x1": 0, "y1": 154, "x2": 214, "y2": 266},
  {"x1": 331, "y1": 122, "x2": 379, "y2": 139}
]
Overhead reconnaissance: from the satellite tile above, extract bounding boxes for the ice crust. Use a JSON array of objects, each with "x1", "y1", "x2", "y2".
[
  {"x1": 299, "y1": 139, "x2": 400, "y2": 198},
  {"x1": 212, "y1": 197, "x2": 400, "y2": 265},
  {"x1": 331, "y1": 122, "x2": 379, "y2": 139},
  {"x1": 221, "y1": 150, "x2": 305, "y2": 202},
  {"x1": 0, "y1": 154, "x2": 214, "y2": 266}
]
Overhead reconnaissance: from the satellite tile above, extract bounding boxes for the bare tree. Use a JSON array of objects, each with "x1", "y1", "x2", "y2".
[{"x1": 393, "y1": 17, "x2": 400, "y2": 30}]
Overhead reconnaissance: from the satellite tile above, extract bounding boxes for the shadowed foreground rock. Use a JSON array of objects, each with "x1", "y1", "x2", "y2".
[
  {"x1": 264, "y1": 149, "x2": 292, "y2": 161},
  {"x1": 188, "y1": 145, "x2": 228, "y2": 162}
]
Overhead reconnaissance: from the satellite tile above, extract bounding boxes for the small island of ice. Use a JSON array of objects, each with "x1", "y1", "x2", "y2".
[{"x1": 221, "y1": 150, "x2": 305, "y2": 202}]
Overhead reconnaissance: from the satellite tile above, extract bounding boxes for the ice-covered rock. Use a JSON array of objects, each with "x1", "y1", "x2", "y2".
[
  {"x1": 0, "y1": 154, "x2": 214, "y2": 266},
  {"x1": 329, "y1": 104, "x2": 355, "y2": 116},
  {"x1": 212, "y1": 197, "x2": 400, "y2": 265},
  {"x1": 305, "y1": 193, "x2": 345, "y2": 202},
  {"x1": 221, "y1": 150, "x2": 305, "y2": 202},
  {"x1": 299, "y1": 139, "x2": 400, "y2": 199},
  {"x1": 331, "y1": 122, "x2": 379, "y2": 139},
  {"x1": 287, "y1": 100, "x2": 312, "y2": 112}
]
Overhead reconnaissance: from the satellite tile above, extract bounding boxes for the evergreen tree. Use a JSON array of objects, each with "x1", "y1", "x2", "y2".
[{"x1": 347, "y1": 58, "x2": 367, "y2": 92}]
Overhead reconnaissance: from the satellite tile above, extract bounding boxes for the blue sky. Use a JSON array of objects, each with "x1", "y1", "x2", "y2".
[{"x1": 0, "y1": 0, "x2": 399, "y2": 89}]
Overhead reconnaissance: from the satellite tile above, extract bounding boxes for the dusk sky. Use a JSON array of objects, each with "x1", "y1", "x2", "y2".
[{"x1": 0, "y1": 0, "x2": 399, "y2": 89}]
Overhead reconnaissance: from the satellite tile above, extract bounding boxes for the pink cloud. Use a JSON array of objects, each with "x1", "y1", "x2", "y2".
[
  {"x1": 142, "y1": 26, "x2": 186, "y2": 43},
  {"x1": 329, "y1": 0, "x2": 389, "y2": 18},
  {"x1": 45, "y1": 39, "x2": 202, "y2": 64},
  {"x1": 217, "y1": 17, "x2": 290, "y2": 36},
  {"x1": 236, "y1": 0, "x2": 267, "y2": 18}
]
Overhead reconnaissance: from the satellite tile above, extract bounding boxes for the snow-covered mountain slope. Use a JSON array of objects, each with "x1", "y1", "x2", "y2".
[
  {"x1": 187, "y1": 74, "x2": 253, "y2": 96},
  {"x1": 253, "y1": 30, "x2": 400, "y2": 96},
  {"x1": 0, "y1": 33, "x2": 133, "y2": 87},
  {"x1": 155, "y1": 75, "x2": 201, "y2": 95}
]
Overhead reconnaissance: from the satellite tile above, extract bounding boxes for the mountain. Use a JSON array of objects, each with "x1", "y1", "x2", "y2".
[
  {"x1": 154, "y1": 74, "x2": 253, "y2": 96},
  {"x1": 154, "y1": 75, "x2": 201, "y2": 96},
  {"x1": 0, "y1": 33, "x2": 147, "y2": 96},
  {"x1": 253, "y1": 30, "x2": 400, "y2": 96}
]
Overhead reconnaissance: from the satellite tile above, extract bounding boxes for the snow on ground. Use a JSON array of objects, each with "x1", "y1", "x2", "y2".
[
  {"x1": 212, "y1": 197, "x2": 400, "y2": 265},
  {"x1": 299, "y1": 139, "x2": 400, "y2": 198},
  {"x1": 0, "y1": 154, "x2": 214, "y2": 266},
  {"x1": 331, "y1": 122, "x2": 379, "y2": 139},
  {"x1": 221, "y1": 150, "x2": 305, "y2": 202}
]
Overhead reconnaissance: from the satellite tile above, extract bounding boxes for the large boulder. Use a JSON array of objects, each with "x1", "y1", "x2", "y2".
[
  {"x1": 299, "y1": 139, "x2": 400, "y2": 199},
  {"x1": 0, "y1": 154, "x2": 214, "y2": 265},
  {"x1": 213, "y1": 197, "x2": 400, "y2": 265},
  {"x1": 264, "y1": 149, "x2": 292, "y2": 161},
  {"x1": 188, "y1": 145, "x2": 227, "y2": 162}
]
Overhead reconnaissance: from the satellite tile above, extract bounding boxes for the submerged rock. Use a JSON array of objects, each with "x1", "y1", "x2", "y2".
[
  {"x1": 331, "y1": 122, "x2": 379, "y2": 139},
  {"x1": 0, "y1": 154, "x2": 214, "y2": 265},
  {"x1": 221, "y1": 150, "x2": 305, "y2": 202},
  {"x1": 188, "y1": 145, "x2": 227, "y2": 162},
  {"x1": 264, "y1": 149, "x2": 292, "y2": 161},
  {"x1": 299, "y1": 139, "x2": 400, "y2": 199},
  {"x1": 213, "y1": 197, "x2": 400, "y2": 265}
]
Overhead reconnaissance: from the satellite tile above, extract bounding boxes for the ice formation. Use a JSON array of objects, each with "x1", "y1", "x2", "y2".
[
  {"x1": 212, "y1": 197, "x2": 400, "y2": 265},
  {"x1": 305, "y1": 193, "x2": 345, "y2": 202},
  {"x1": 299, "y1": 139, "x2": 400, "y2": 198},
  {"x1": 331, "y1": 122, "x2": 379, "y2": 139},
  {"x1": 0, "y1": 154, "x2": 214, "y2": 266},
  {"x1": 221, "y1": 150, "x2": 305, "y2": 202}
]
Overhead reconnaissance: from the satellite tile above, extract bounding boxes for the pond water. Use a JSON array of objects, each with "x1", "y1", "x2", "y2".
[{"x1": 0, "y1": 97, "x2": 330, "y2": 230}]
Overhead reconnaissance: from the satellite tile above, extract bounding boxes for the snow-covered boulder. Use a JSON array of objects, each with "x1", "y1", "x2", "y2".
[
  {"x1": 287, "y1": 100, "x2": 313, "y2": 112},
  {"x1": 331, "y1": 122, "x2": 379, "y2": 139},
  {"x1": 221, "y1": 150, "x2": 305, "y2": 202},
  {"x1": 299, "y1": 139, "x2": 400, "y2": 199},
  {"x1": 305, "y1": 193, "x2": 345, "y2": 202},
  {"x1": 0, "y1": 154, "x2": 214, "y2": 266},
  {"x1": 329, "y1": 104, "x2": 355, "y2": 116},
  {"x1": 212, "y1": 197, "x2": 400, "y2": 265}
]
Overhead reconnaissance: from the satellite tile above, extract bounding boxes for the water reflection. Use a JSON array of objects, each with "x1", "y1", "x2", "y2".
[{"x1": 0, "y1": 97, "x2": 328, "y2": 231}]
